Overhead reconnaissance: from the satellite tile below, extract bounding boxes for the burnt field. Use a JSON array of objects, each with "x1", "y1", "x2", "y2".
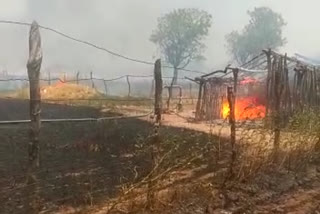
[
  {"x1": 0, "y1": 99, "x2": 320, "y2": 214},
  {"x1": 0, "y1": 99, "x2": 153, "y2": 213},
  {"x1": 0, "y1": 98, "x2": 103, "y2": 121},
  {"x1": 0, "y1": 99, "x2": 211, "y2": 213}
]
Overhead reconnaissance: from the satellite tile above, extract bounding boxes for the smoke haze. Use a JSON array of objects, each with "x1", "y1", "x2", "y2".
[{"x1": 0, "y1": 0, "x2": 319, "y2": 78}]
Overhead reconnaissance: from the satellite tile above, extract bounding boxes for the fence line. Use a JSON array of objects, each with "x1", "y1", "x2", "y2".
[
  {"x1": 0, "y1": 111, "x2": 153, "y2": 125},
  {"x1": 0, "y1": 73, "x2": 199, "y2": 104},
  {"x1": 0, "y1": 20, "x2": 206, "y2": 75},
  {"x1": 0, "y1": 75, "x2": 187, "y2": 83}
]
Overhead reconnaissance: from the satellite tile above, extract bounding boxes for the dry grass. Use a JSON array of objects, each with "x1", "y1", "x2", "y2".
[
  {"x1": 1, "y1": 83, "x2": 102, "y2": 100},
  {"x1": 41, "y1": 83, "x2": 102, "y2": 100},
  {"x1": 0, "y1": 95, "x2": 319, "y2": 213},
  {"x1": 92, "y1": 113, "x2": 320, "y2": 214}
]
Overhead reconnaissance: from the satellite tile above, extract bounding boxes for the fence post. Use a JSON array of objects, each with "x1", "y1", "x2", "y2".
[
  {"x1": 126, "y1": 75, "x2": 131, "y2": 97},
  {"x1": 103, "y1": 80, "x2": 108, "y2": 96},
  {"x1": 154, "y1": 60, "x2": 162, "y2": 123},
  {"x1": 273, "y1": 56, "x2": 283, "y2": 161},
  {"x1": 232, "y1": 68, "x2": 239, "y2": 94},
  {"x1": 189, "y1": 82, "x2": 193, "y2": 104},
  {"x1": 48, "y1": 72, "x2": 51, "y2": 86},
  {"x1": 27, "y1": 21, "x2": 42, "y2": 181},
  {"x1": 222, "y1": 86, "x2": 236, "y2": 187},
  {"x1": 147, "y1": 59, "x2": 162, "y2": 208},
  {"x1": 90, "y1": 71, "x2": 95, "y2": 89},
  {"x1": 76, "y1": 71, "x2": 80, "y2": 85},
  {"x1": 265, "y1": 49, "x2": 272, "y2": 116},
  {"x1": 195, "y1": 79, "x2": 204, "y2": 120}
]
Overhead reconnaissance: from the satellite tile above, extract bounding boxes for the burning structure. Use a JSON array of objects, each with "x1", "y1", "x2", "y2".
[
  {"x1": 194, "y1": 73, "x2": 266, "y2": 121},
  {"x1": 194, "y1": 49, "x2": 320, "y2": 121}
]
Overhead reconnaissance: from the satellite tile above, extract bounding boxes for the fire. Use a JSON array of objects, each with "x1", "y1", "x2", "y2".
[
  {"x1": 55, "y1": 79, "x2": 65, "y2": 87},
  {"x1": 240, "y1": 77, "x2": 258, "y2": 85},
  {"x1": 222, "y1": 96, "x2": 266, "y2": 120}
]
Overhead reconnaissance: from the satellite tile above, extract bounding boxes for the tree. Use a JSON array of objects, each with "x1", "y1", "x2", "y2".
[
  {"x1": 226, "y1": 7, "x2": 286, "y2": 65},
  {"x1": 150, "y1": 8, "x2": 212, "y2": 84}
]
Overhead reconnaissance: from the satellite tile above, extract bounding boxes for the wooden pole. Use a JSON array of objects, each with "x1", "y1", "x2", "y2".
[
  {"x1": 103, "y1": 80, "x2": 108, "y2": 96},
  {"x1": 76, "y1": 71, "x2": 80, "y2": 85},
  {"x1": 195, "y1": 79, "x2": 204, "y2": 120},
  {"x1": 227, "y1": 86, "x2": 236, "y2": 164},
  {"x1": 126, "y1": 75, "x2": 131, "y2": 97},
  {"x1": 189, "y1": 82, "x2": 193, "y2": 104},
  {"x1": 227, "y1": 86, "x2": 236, "y2": 180},
  {"x1": 147, "y1": 59, "x2": 162, "y2": 208},
  {"x1": 200, "y1": 82, "x2": 208, "y2": 119},
  {"x1": 178, "y1": 86, "x2": 183, "y2": 111},
  {"x1": 167, "y1": 68, "x2": 178, "y2": 110},
  {"x1": 90, "y1": 71, "x2": 95, "y2": 89},
  {"x1": 283, "y1": 54, "x2": 292, "y2": 116},
  {"x1": 273, "y1": 56, "x2": 283, "y2": 160},
  {"x1": 27, "y1": 21, "x2": 42, "y2": 180},
  {"x1": 222, "y1": 86, "x2": 236, "y2": 187},
  {"x1": 48, "y1": 72, "x2": 51, "y2": 86},
  {"x1": 265, "y1": 49, "x2": 272, "y2": 116},
  {"x1": 166, "y1": 87, "x2": 171, "y2": 111},
  {"x1": 232, "y1": 68, "x2": 239, "y2": 94},
  {"x1": 154, "y1": 59, "x2": 162, "y2": 124}
]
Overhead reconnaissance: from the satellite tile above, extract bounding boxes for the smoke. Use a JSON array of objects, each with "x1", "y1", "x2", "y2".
[{"x1": 0, "y1": 0, "x2": 319, "y2": 78}]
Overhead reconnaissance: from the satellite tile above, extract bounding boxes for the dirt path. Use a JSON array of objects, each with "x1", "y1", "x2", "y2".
[
  {"x1": 159, "y1": 113, "x2": 320, "y2": 214},
  {"x1": 161, "y1": 113, "x2": 231, "y2": 136}
]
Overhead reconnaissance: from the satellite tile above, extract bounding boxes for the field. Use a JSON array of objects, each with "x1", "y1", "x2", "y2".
[{"x1": 0, "y1": 98, "x2": 320, "y2": 214}]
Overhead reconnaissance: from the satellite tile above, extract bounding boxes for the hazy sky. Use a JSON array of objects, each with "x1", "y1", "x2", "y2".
[{"x1": 0, "y1": 0, "x2": 319, "y2": 78}]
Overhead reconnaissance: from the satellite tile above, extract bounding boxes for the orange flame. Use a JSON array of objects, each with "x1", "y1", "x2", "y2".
[
  {"x1": 222, "y1": 97, "x2": 266, "y2": 120},
  {"x1": 240, "y1": 77, "x2": 258, "y2": 85},
  {"x1": 55, "y1": 80, "x2": 65, "y2": 87}
]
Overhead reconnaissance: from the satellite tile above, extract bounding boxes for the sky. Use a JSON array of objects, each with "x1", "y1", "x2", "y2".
[{"x1": 0, "y1": 0, "x2": 319, "y2": 78}]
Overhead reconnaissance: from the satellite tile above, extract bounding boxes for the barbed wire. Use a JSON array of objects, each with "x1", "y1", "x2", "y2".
[
  {"x1": 1, "y1": 97, "x2": 194, "y2": 102},
  {"x1": 0, "y1": 75, "x2": 188, "y2": 83},
  {"x1": 0, "y1": 20, "x2": 206, "y2": 75},
  {"x1": 0, "y1": 111, "x2": 153, "y2": 125}
]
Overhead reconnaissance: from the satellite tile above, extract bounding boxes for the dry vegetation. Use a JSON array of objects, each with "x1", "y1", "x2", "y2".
[
  {"x1": 2, "y1": 83, "x2": 102, "y2": 100},
  {"x1": 0, "y1": 85, "x2": 319, "y2": 214},
  {"x1": 0, "y1": 97, "x2": 319, "y2": 214}
]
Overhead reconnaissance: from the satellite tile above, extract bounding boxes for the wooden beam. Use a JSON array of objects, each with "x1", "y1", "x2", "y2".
[{"x1": 27, "y1": 21, "x2": 42, "y2": 181}]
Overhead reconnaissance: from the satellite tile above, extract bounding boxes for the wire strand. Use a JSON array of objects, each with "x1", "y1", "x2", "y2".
[{"x1": 0, "y1": 20, "x2": 205, "y2": 75}]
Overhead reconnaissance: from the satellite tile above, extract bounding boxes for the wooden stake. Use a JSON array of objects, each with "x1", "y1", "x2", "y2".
[
  {"x1": 232, "y1": 68, "x2": 239, "y2": 94},
  {"x1": 27, "y1": 21, "x2": 42, "y2": 180},
  {"x1": 195, "y1": 79, "x2": 204, "y2": 120},
  {"x1": 90, "y1": 71, "x2": 95, "y2": 89},
  {"x1": 76, "y1": 71, "x2": 80, "y2": 85},
  {"x1": 154, "y1": 59, "x2": 162, "y2": 124},
  {"x1": 222, "y1": 86, "x2": 236, "y2": 187},
  {"x1": 284, "y1": 54, "x2": 292, "y2": 116},
  {"x1": 265, "y1": 49, "x2": 272, "y2": 116},
  {"x1": 147, "y1": 59, "x2": 162, "y2": 209},
  {"x1": 48, "y1": 72, "x2": 51, "y2": 86},
  {"x1": 103, "y1": 80, "x2": 108, "y2": 96},
  {"x1": 273, "y1": 56, "x2": 283, "y2": 160},
  {"x1": 126, "y1": 75, "x2": 131, "y2": 97},
  {"x1": 227, "y1": 87, "x2": 236, "y2": 174},
  {"x1": 189, "y1": 82, "x2": 193, "y2": 104}
]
